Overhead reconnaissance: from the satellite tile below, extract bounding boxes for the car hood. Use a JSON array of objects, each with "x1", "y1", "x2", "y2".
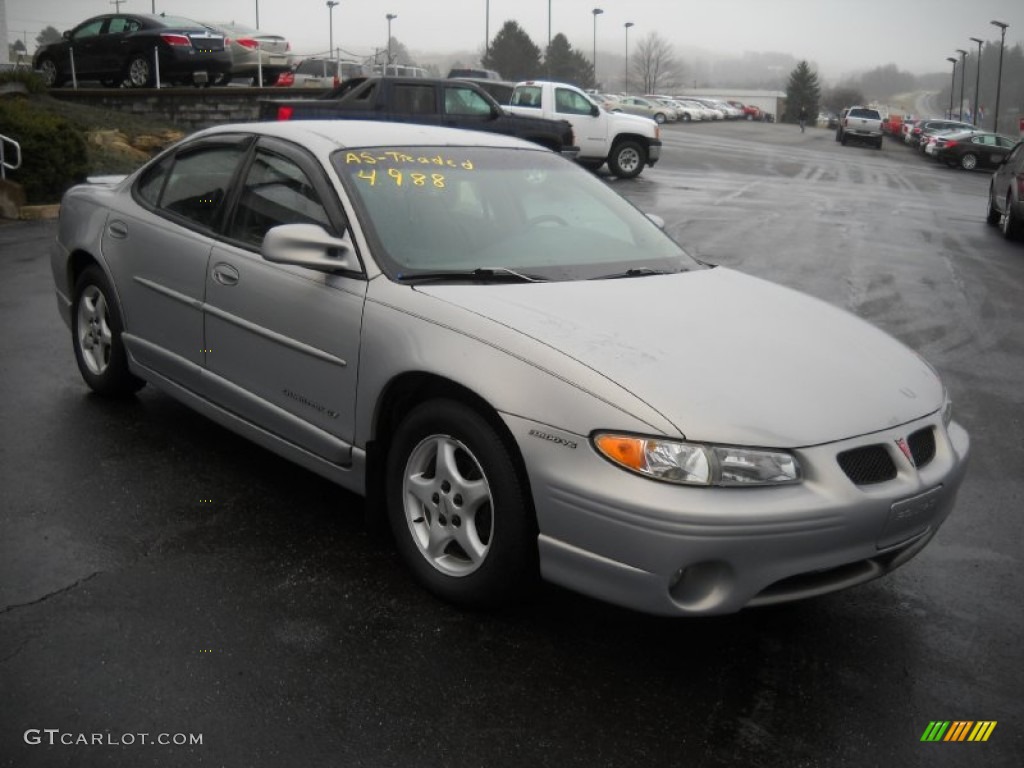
[{"x1": 417, "y1": 268, "x2": 943, "y2": 447}]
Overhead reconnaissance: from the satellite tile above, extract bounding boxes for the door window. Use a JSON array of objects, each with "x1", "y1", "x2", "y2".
[
  {"x1": 228, "y1": 150, "x2": 332, "y2": 247},
  {"x1": 157, "y1": 145, "x2": 247, "y2": 229}
]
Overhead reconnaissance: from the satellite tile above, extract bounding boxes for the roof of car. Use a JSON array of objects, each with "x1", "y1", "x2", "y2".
[{"x1": 193, "y1": 120, "x2": 537, "y2": 154}]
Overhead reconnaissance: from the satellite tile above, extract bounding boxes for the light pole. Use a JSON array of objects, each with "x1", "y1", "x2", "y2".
[
  {"x1": 327, "y1": 1, "x2": 339, "y2": 60},
  {"x1": 386, "y1": 13, "x2": 397, "y2": 66},
  {"x1": 485, "y1": 0, "x2": 489, "y2": 58},
  {"x1": 955, "y1": 48, "x2": 967, "y2": 120},
  {"x1": 255, "y1": 1, "x2": 259, "y2": 28},
  {"x1": 624, "y1": 22, "x2": 634, "y2": 92},
  {"x1": 548, "y1": 0, "x2": 552, "y2": 53},
  {"x1": 591, "y1": 8, "x2": 603, "y2": 89},
  {"x1": 990, "y1": 20, "x2": 1008, "y2": 133},
  {"x1": 969, "y1": 37, "x2": 983, "y2": 126},
  {"x1": 946, "y1": 57, "x2": 957, "y2": 119}
]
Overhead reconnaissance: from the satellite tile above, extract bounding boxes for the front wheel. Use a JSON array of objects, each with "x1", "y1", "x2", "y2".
[
  {"x1": 653, "y1": 112, "x2": 666, "y2": 124},
  {"x1": 125, "y1": 54, "x2": 153, "y2": 87},
  {"x1": 37, "y1": 56, "x2": 61, "y2": 88},
  {"x1": 71, "y1": 265, "x2": 145, "y2": 396},
  {"x1": 608, "y1": 140, "x2": 647, "y2": 179},
  {"x1": 386, "y1": 400, "x2": 538, "y2": 606},
  {"x1": 960, "y1": 153, "x2": 978, "y2": 171}
]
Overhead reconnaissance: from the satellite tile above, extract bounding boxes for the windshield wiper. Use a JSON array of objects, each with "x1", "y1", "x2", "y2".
[
  {"x1": 588, "y1": 267, "x2": 676, "y2": 280},
  {"x1": 397, "y1": 267, "x2": 548, "y2": 283}
]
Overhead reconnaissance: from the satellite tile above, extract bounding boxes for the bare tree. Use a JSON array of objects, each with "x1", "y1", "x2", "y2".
[{"x1": 631, "y1": 32, "x2": 683, "y2": 94}]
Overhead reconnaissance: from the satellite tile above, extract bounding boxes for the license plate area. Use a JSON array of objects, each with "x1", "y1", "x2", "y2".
[{"x1": 877, "y1": 485, "x2": 943, "y2": 549}]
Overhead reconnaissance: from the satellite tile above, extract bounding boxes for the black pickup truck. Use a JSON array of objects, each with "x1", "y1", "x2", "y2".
[{"x1": 259, "y1": 77, "x2": 578, "y2": 158}]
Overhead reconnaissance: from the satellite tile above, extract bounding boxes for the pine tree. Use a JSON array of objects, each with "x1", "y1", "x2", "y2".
[
  {"x1": 785, "y1": 60, "x2": 821, "y2": 124},
  {"x1": 544, "y1": 33, "x2": 594, "y2": 88},
  {"x1": 481, "y1": 21, "x2": 542, "y2": 82}
]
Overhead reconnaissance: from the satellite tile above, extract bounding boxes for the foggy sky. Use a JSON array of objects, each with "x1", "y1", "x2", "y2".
[{"x1": 7, "y1": 0, "x2": 1022, "y2": 80}]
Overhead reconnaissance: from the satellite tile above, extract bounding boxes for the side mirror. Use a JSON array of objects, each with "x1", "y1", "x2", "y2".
[
  {"x1": 261, "y1": 223, "x2": 359, "y2": 274},
  {"x1": 62, "y1": 30, "x2": 71, "y2": 40},
  {"x1": 645, "y1": 213, "x2": 666, "y2": 229},
  {"x1": 590, "y1": 104, "x2": 600, "y2": 117}
]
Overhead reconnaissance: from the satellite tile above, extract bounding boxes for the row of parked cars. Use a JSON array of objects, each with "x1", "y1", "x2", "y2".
[
  {"x1": 586, "y1": 94, "x2": 762, "y2": 124},
  {"x1": 895, "y1": 115, "x2": 1024, "y2": 240}
]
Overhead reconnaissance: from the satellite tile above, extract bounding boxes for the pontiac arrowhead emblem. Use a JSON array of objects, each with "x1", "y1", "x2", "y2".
[{"x1": 895, "y1": 437, "x2": 915, "y2": 466}]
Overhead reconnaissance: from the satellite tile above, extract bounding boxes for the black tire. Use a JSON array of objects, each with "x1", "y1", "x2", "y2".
[
  {"x1": 37, "y1": 56, "x2": 62, "y2": 88},
  {"x1": 578, "y1": 159, "x2": 604, "y2": 172},
  {"x1": 960, "y1": 153, "x2": 978, "y2": 171},
  {"x1": 71, "y1": 265, "x2": 145, "y2": 396},
  {"x1": 607, "y1": 139, "x2": 647, "y2": 179},
  {"x1": 1001, "y1": 196, "x2": 1022, "y2": 241},
  {"x1": 682, "y1": 113, "x2": 691, "y2": 123},
  {"x1": 125, "y1": 53, "x2": 153, "y2": 88},
  {"x1": 986, "y1": 187, "x2": 1001, "y2": 226},
  {"x1": 385, "y1": 399, "x2": 538, "y2": 606},
  {"x1": 654, "y1": 112, "x2": 666, "y2": 125},
  {"x1": 876, "y1": 139, "x2": 883, "y2": 150}
]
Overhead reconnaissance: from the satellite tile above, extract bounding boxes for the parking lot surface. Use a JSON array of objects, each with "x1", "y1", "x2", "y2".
[{"x1": 1, "y1": 120, "x2": 1021, "y2": 767}]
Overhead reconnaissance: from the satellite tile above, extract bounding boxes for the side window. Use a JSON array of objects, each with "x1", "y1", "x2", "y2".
[
  {"x1": 159, "y1": 145, "x2": 246, "y2": 229},
  {"x1": 444, "y1": 87, "x2": 491, "y2": 116},
  {"x1": 512, "y1": 86, "x2": 542, "y2": 108},
  {"x1": 228, "y1": 149, "x2": 332, "y2": 247},
  {"x1": 554, "y1": 88, "x2": 592, "y2": 115},
  {"x1": 351, "y1": 82, "x2": 377, "y2": 103},
  {"x1": 107, "y1": 17, "x2": 132, "y2": 34},
  {"x1": 135, "y1": 154, "x2": 173, "y2": 206},
  {"x1": 393, "y1": 84, "x2": 436, "y2": 114},
  {"x1": 72, "y1": 20, "x2": 105, "y2": 40}
]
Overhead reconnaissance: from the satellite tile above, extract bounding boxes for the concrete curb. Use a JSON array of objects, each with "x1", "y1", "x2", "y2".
[{"x1": 19, "y1": 205, "x2": 61, "y2": 221}]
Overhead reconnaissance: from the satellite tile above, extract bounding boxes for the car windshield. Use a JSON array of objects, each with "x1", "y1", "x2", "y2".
[{"x1": 334, "y1": 146, "x2": 699, "y2": 281}]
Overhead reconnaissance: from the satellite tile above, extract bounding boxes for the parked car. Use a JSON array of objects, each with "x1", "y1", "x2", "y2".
[
  {"x1": 933, "y1": 131, "x2": 1017, "y2": 170},
  {"x1": 612, "y1": 96, "x2": 674, "y2": 124},
  {"x1": 987, "y1": 140, "x2": 1024, "y2": 239},
  {"x1": 33, "y1": 13, "x2": 231, "y2": 88},
  {"x1": 909, "y1": 119, "x2": 975, "y2": 149},
  {"x1": 50, "y1": 120, "x2": 969, "y2": 616},
  {"x1": 276, "y1": 57, "x2": 367, "y2": 88},
  {"x1": 201, "y1": 21, "x2": 291, "y2": 86}
]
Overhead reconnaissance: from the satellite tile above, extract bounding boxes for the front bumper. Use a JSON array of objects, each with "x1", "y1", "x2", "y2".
[{"x1": 504, "y1": 413, "x2": 969, "y2": 616}]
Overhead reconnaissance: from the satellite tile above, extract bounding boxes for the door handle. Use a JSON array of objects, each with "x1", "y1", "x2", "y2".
[
  {"x1": 107, "y1": 221, "x2": 128, "y2": 239},
  {"x1": 212, "y1": 263, "x2": 240, "y2": 286}
]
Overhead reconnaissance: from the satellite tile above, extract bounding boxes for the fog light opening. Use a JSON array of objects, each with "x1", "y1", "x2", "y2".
[{"x1": 668, "y1": 561, "x2": 735, "y2": 610}]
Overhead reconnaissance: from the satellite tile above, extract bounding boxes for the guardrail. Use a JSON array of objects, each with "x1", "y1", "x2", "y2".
[{"x1": 0, "y1": 133, "x2": 22, "y2": 180}]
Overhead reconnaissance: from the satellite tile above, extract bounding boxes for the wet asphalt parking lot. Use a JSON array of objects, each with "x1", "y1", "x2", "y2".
[{"x1": 1, "y1": 119, "x2": 1022, "y2": 767}]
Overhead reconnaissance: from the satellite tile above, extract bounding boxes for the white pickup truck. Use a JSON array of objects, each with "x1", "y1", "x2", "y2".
[
  {"x1": 836, "y1": 106, "x2": 884, "y2": 149},
  {"x1": 507, "y1": 80, "x2": 662, "y2": 178}
]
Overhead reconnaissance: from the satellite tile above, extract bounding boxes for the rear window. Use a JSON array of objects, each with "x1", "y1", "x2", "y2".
[{"x1": 848, "y1": 109, "x2": 881, "y2": 119}]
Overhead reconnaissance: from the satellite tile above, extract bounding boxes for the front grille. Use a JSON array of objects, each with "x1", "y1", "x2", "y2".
[
  {"x1": 837, "y1": 445, "x2": 896, "y2": 485},
  {"x1": 908, "y1": 427, "x2": 936, "y2": 468}
]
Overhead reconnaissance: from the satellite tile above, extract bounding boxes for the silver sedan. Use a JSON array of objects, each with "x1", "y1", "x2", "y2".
[{"x1": 51, "y1": 121, "x2": 970, "y2": 615}]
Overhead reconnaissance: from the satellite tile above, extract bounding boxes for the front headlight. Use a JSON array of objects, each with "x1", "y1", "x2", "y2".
[{"x1": 593, "y1": 434, "x2": 801, "y2": 487}]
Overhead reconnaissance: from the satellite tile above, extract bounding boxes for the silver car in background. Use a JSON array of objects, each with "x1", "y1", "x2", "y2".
[
  {"x1": 201, "y1": 21, "x2": 291, "y2": 85},
  {"x1": 51, "y1": 122, "x2": 969, "y2": 616}
]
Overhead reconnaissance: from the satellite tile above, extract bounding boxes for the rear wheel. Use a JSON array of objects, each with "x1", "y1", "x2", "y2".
[
  {"x1": 960, "y1": 153, "x2": 978, "y2": 171},
  {"x1": 986, "y1": 187, "x2": 1001, "y2": 226},
  {"x1": 1001, "y1": 195, "x2": 1022, "y2": 241},
  {"x1": 386, "y1": 400, "x2": 538, "y2": 606},
  {"x1": 653, "y1": 112, "x2": 666, "y2": 124},
  {"x1": 71, "y1": 265, "x2": 145, "y2": 396},
  {"x1": 126, "y1": 54, "x2": 153, "y2": 88},
  {"x1": 608, "y1": 140, "x2": 646, "y2": 179}
]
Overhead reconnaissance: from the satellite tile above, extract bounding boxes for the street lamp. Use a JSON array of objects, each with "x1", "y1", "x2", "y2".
[
  {"x1": 955, "y1": 49, "x2": 967, "y2": 120},
  {"x1": 386, "y1": 13, "x2": 397, "y2": 66},
  {"x1": 485, "y1": 0, "x2": 489, "y2": 57},
  {"x1": 326, "y1": 1, "x2": 339, "y2": 59},
  {"x1": 990, "y1": 20, "x2": 1008, "y2": 133},
  {"x1": 591, "y1": 8, "x2": 603, "y2": 88},
  {"x1": 945, "y1": 57, "x2": 957, "y2": 119},
  {"x1": 969, "y1": 37, "x2": 983, "y2": 126},
  {"x1": 255, "y1": 1, "x2": 259, "y2": 29},
  {"x1": 624, "y1": 22, "x2": 634, "y2": 92}
]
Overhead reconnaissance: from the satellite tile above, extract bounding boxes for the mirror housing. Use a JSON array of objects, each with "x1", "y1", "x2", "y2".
[
  {"x1": 645, "y1": 213, "x2": 666, "y2": 230},
  {"x1": 590, "y1": 104, "x2": 600, "y2": 117},
  {"x1": 261, "y1": 223, "x2": 359, "y2": 274}
]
